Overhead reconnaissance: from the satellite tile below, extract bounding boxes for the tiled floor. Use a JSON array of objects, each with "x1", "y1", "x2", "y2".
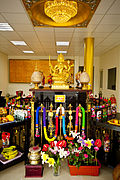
[{"x1": 0, "y1": 161, "x2": 113, "y2": 180}]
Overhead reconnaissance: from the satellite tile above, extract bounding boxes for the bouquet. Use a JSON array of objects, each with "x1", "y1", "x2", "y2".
[
  {"x1": 68, "y1": 131, "x2": 102, "y2": 167},
  {"x1": 41, "y1": 140, "x2": 70, "y2": 175}
]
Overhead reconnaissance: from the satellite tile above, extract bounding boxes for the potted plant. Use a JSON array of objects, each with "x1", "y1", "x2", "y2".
[
  {"x1": 41, "y1": 140, "x2": 69, "y2": 176},
  {"x1": 67, "y1": 131, "x2": 101, "y2": 176}
]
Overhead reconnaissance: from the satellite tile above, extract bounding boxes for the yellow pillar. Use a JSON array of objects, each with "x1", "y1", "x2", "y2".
[{"x1": 84, "y1": 37, "x2": 94, "y2": 90}]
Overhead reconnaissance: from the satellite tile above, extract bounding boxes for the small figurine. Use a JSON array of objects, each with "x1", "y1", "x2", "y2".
[
  {"x1": 48, "y1": 74, "x2": 53, "y2": 87},
  {"x1": 110, "y1": 94, "x2": 117, "y2": 117}
]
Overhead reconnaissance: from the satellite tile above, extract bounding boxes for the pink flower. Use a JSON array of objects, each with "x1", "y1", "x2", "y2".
[
  {"x1": 94, "y1": 146, "x2": 99, "y2": 151},
  {"x1": 78, "y1": 146, "x2": 83, "y2": 151},
  {"x1": 70, "y1": 141, "x2": 74, "y2": 145},
  {"x1": 84, "y1": 154, "x2": 88, "y2": 158},
  {"x1": 67, "y1": 151, "x2": 70, "y2": 156}
]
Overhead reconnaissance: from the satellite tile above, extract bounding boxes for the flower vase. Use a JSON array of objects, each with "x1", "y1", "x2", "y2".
[{"x1": 53, "y1": 164, "x2": 60, "y2": 176}]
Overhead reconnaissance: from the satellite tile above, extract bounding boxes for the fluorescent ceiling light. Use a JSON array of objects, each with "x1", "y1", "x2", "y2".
[
  {"x1": 56, "y1": 41, "x2": 69, "y2": 46},
  {"x1": 0, "y1": 23, "x2": 14, "y2": 31},
  {"x1": 23, "y1": 51, "x2": 34, "y2": 53},
  {"x1": 57, "y1": 51, "x2": 67, "y2": 54},
  {"x1": 11, "y1": 41, "x2": 27, "y2": 46}
]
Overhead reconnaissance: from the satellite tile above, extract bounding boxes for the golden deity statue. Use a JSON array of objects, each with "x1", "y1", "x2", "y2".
[{"x1": 49, "y1": 53, "x2": 74, "y2": 89}]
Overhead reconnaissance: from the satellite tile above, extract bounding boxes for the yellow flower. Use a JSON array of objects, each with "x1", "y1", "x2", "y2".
[
  {"x1": 47, "y1": 158, "x2": 55, "y2": 167},
  {"x1": 86, "y1": 139, "x2": 92, "y2": 149},
  {"x1": 41, "y1": 152, "x2": 49, "y2": 164}
]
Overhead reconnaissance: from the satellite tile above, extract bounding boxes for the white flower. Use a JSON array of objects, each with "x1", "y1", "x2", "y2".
[
  {"x1": 70, "y1": 131, "x2": 80, "y2": 138},
  {"x1": 58, "y1": 148, "x2": 65, "y2": 158}
]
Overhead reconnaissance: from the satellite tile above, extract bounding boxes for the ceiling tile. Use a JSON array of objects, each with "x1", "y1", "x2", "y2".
[
  {"x1": 94, "y1": 24, "x2": 119, "y2": 33},
  {"x1": 95, "y1": 0, "x2": 115, "y2": 14},
  {"x1": 11, "y1": 24, "x2": 34, "y2": 32},
  {"x1": 55, "y1": 33, "x2": 73, "y2": 38},
  {"x1": 0, "y1": 14, "x2": 6, "y2": 22},
  {"x1": 1, "y1": 13, "x2": 31, "y2": 24},
  {"x1": 0, "y1": 31, "x2": 22, "y2": 41},
  {"x1": 97, "y1": 38, "x2": 120, "y2": 47},
  {"x1": 34, "y1": 27, "x2": 54, "y2": 32},
  {"x1": 107, "y1": 32, "x2": 120, "y2": 39},
  {"x1": 55, "y1": 28, "x2": 74, "y2": 33},
  {"x1": 89, "y1": 15, "x2": 104, "y2": 25},
  {"x1": 0, "y1": 0, "x2": 25, "y2": 13},
  {"x1": 92, "y1": 32, "x2": 110, "y2": 38},
  {"x1": 114, "y1": 25, "x2": 120, "y2": 33},
  {"x1": 18, "y1": 31, "x2": 38, "y2": 41},
  {"x1": 107, "y1": 0, "x2": 120, "y2": 14},
  {"x1": 100, "y1": 15, "x2": 120, "y2": 25}
]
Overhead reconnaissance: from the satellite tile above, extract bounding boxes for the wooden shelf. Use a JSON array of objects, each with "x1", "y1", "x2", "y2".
[{"x1": 29, "y1": 87, "x2": 90, "y2": 93}]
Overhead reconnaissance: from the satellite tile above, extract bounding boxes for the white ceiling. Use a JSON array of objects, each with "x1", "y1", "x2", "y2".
[{"x1": 0, "y1": 0, "x2": 120, "y2": 57}]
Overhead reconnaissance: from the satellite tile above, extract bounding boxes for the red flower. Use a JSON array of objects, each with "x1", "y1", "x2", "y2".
[
  {"x1": 42, "y1": 144, "x2": 49, "y2": 151},
  {"x1": 50, "y1": 141, "x2": 55, "y2": 148},
  {"x1": 78, "y1": 146, "x2": 83, "y2": 151},
  {"x1": 75, "y1": 152, "x2": 79, "y2": 157},
  {"x1": 56, "y1": 141, "x2": 63, "y2": 148},
  {"x1": 95, "y1": 139, "x2": 102, "y2": 148},
  {"x1": 62, "y1": 140, "x2": 67, "y2": 147}
]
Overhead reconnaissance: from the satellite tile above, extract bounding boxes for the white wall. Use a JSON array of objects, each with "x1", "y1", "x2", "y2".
[
  {"x1": 99, "y1": 45, "x2": 120, "y2": 112},
  {"x1": 0, "y1": 52, "x2": 9, "y2": 96}
]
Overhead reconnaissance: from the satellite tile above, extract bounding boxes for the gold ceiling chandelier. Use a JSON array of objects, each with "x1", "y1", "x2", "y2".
[
  {"x1": 44, "y1": 0, "x2": 78, "y2": 23},
  {"x1": 22, "y1": 0, "x2": 101, "y2": 27}
]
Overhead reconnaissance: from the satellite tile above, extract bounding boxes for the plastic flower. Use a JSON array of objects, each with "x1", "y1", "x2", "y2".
[
  {"x1": 42, "y1": 144, "x2": 49, "y2": 151},
  {"x1": 50, "y1": 141, "x2": 55, "y2": 148},
  {"x1": 41, "y1": 152, "x2": 49, "y2": 164},
  {"x1": 84, "y1": 154, "x2": 88, "y2": 158},
  {"x1": 70, "y1": 131, "x2": 80, "y2": 138},
  {"x1": 62, "y1": 140, "x2": 67, "y2": 147},
  {"x1": 77, "y1": 138, "x2": 85, "y2": 146},
  {"x1": 64, "y1": 150, "x2": 70, "y2": 158},
  {"x1": 94, "y1": 139, "x2": 102, "y2": 148},
  {"x1": 94, "y1": 146, "x2": 99, "y2": 151},
  {"x1": 75, "y1": 152, "x2": 79, "y2": 157},
  {"x1": 49, "y1": 148, "x2": 57, "y2": 154},
  {"x1": 57, "y1": 141, "x2": 64, "y2": 148},
  {"x1": 47, "y1": 158, "x2": 55, "y2": 167},
  {"x1": 70, "y1": 141, "x2": 74, "y2": 145},
  {"x1": 78, "y1": 146, "x2": 83, "y2": 151},
  {"x1": 58, "y1": 148, "x2": 65, "y2": 158},
  {"x1": 86, "y1": 139, "x2": 93, "y2": 149}
]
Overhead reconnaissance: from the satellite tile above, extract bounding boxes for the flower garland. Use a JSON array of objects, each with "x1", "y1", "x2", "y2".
[
  {"x1": 43, "y1": 107, "x2": 58, "y2": 142},
  {"x1": 61, "y1": 107, "x2": 73, "y2": 141},
  {"x1": 75, "y1": 106, "x2": 85, "y2": 136},
  {"x1": 35, "y1": 106, "x2": 41, "y2": 137}
]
